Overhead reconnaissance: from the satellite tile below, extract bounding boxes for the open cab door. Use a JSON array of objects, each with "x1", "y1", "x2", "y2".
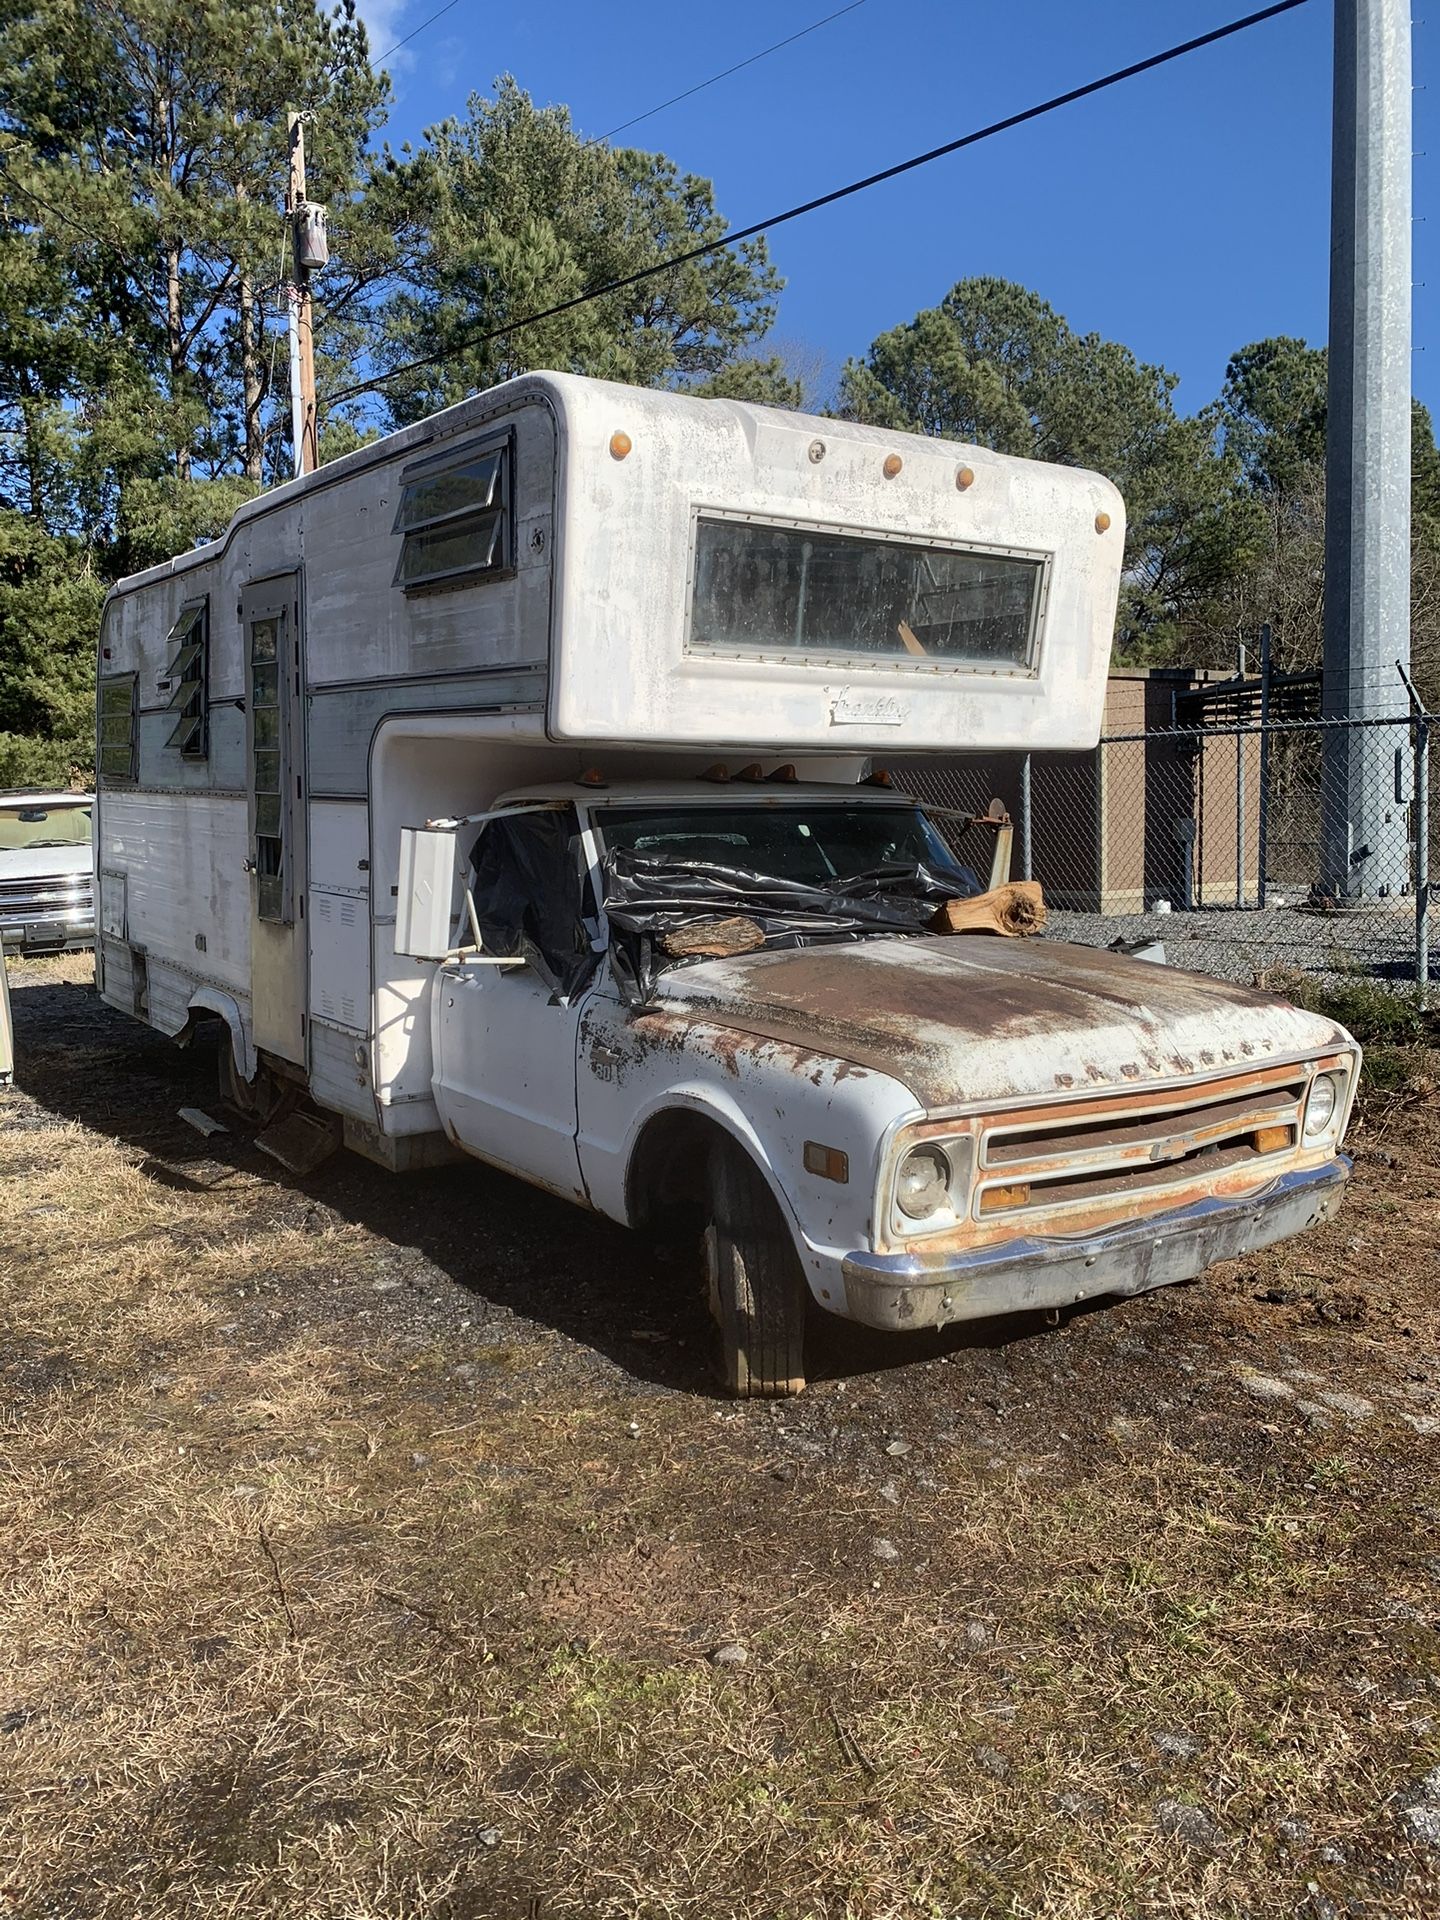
[{"x1": 395, "y1": 811, "x2": 593, "y2": 1203}]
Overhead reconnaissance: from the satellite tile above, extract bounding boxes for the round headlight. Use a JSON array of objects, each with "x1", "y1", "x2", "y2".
[
  {"x1": 1304, "y1": 1073, "x2": 1339, "y2": 1137},
  {"x1": 896, "y1": 1145, "x2": 951, "y2": 1221}
]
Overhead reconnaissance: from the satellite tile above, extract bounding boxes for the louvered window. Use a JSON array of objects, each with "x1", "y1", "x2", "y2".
[
  {"x1": 164, "y1": 598, "x2": 208, "y2": 758},
  {"x1": 98, "y1": 674, "x2": 138, "y2": 784},
  {"x1": 392, "y1": 437, "x2": 511, "y2": 593},
  {"x1": 249, "y1": 611, "x2": 289, "y2": 924}
]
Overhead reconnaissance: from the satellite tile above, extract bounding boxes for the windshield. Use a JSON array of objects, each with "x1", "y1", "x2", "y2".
[
  {"x1": 689, "y1": 518, "x2": 1043, "y2": 670},
  {"x1": 594, "y1": 800, "x2": 974, "y2": 891},
  {"x1": 0, "y1": 803, "x2": 92, "y2": 851}
]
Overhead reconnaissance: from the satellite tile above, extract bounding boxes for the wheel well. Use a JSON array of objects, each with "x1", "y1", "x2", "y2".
[
  {"x1": 177, "y1": 988, "x2": 252, "y2": 1081},
  {"x1": 174, "y1": 1005, "x2": 224, "y2": 1052},
  {"x1": 626, "y1": 1108, "x2": 735, "y2": 1238}
]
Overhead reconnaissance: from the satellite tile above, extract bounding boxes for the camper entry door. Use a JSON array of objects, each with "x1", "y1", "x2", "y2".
[{"x1": 241, "y1": 573, "x2": 307, "y2": 1067}]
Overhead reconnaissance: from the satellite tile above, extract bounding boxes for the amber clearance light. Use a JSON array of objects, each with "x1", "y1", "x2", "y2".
[{"x1": 609, "y1": 431, "x2": 632, "y2": 460}]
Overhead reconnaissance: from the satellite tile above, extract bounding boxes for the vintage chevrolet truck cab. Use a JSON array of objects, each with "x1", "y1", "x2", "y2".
[{"x1": 401, "y1": 772, "x2": 1357, "y2": 1397}]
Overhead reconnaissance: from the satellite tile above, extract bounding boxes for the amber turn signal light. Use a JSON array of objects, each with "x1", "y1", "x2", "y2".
[
  {"x1": 978, "y1": 1183, "x2": 1030, "y2": 1213},
  {"x1": 1253, "y1": 1124, "x2": 1294, "y2": 1155}
]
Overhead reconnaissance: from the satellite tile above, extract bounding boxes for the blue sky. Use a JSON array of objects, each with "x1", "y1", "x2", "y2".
[{"x1": 359, "y1": 0, "x2": 1437, "y2": 419}]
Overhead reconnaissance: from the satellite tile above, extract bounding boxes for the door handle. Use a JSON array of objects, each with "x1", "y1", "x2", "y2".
[{"x1": 591, "y1": 1044, "x2": 621, "y2": 1068}]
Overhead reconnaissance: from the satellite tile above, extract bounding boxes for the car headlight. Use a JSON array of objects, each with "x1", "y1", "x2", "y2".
[
  {"x1": 896, "y1": 1145, "x2": 951, "y2": 1221},
  {"x1": 1304, "y1": 1071, "x2": 1341, "y2": 1138}
]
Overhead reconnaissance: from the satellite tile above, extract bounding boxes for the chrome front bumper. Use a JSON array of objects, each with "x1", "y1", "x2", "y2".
[
  {"x1": 840, "y1": 1160, "x2": 1350, "y2": 1332},
  {"x1": 0, "y1": 901, "x2": 94, "y2": 954}
]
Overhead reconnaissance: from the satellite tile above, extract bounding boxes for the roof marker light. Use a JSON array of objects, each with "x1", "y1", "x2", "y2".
[
  {"x1": 1095, "y1": 510, "x2": 1112, "y2": 533},
  {"x1": 956, "y1": 466, "x2": 975, "y2": 490},
  {"x1": 700, "y1": 762, "x2": 731, "y2": 783},
  {"x1": 609, "y1": 431, "x2": 632, "y2": 460},
  {"x1": 765, "y1": 764, "x2": 798, "y2": 783},
  {"x1": 883, "y1": 453, "x2": 903, "y2": 479},
  {"x1": 864, "y1": 767, "x2": 893, "y2": 787},
  {"x1": 736, "y1": 763, "x2": 765, "y2": 782},
  {"x1": 576, "y1": 768, "x2": 608, "y2": 787}
]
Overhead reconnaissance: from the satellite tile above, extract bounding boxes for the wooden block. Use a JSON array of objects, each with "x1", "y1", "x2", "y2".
[
  {"x1": 931, "y1": 881, "x2": 1047, "y2": 938},
  {"x1": 658, "y1": 915, "x2": 767, "y2": 958}
]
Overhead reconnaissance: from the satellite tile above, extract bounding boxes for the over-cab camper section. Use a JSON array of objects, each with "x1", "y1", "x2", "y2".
[
  {"x1": 94, "y1": 372, "x2": 1124, "y2": 1160},
  {"x1": 547, "y1": 378, "x2": 1123, "y2": 752}
]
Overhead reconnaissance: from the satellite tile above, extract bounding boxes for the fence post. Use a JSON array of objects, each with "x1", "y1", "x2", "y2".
[
  {"x1": 1244, "y1": 725, "x2": 1251, "y2": 906},
  {"x1": 1020, "y1": 753, "x2": 1033, "y2": 883},
  {"x1": 1257, "y1": 623, "x2": 1272, "y2": 908},
  {"x1": 1417, "y1": 715, "x2": 1431, "y2": 1007}
]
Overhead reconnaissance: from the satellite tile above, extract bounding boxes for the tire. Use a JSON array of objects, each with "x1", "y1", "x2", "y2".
[
  {"x1": 702, "y1": 1138, "x2": 807, "y2": 1399},
  {"x1": 217, "y1": 1040, "x2": 295, "y2": 1128}
]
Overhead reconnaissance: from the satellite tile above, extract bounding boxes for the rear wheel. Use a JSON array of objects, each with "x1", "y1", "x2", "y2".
[
  {"x1": 702, "y1": 1139, "x2": 807, "y2": 1398},
  {"x1": 217, "y1": 1041, "x2": 295, "y2": 1129}
]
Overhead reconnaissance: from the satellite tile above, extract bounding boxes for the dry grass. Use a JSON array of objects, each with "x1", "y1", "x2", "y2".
[{"x1": 3, "y1": 957, "x2": 1440, "y2": 1917}]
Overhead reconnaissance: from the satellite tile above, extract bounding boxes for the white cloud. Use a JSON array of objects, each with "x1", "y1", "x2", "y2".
[{"x1": 354, "y1": 0, "x2": 415, "y2": 70}]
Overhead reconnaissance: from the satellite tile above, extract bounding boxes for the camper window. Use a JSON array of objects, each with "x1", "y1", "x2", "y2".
[
  {"x1": 163, "y1": 598, "x2": 208, "y2": 759},
  {"x1": 688, "y1": 516, "x2": 1044, "y2": 673},
  {"x1": 98, "y1": 674, "x2": 138, "y2": 785},
  {"x1": 392, "y1": 440, "x2": 511, "y2": 593}
]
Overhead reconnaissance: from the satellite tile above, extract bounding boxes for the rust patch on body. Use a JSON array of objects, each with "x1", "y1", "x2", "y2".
[{"x1": 650, "y1": 936, "x2": 1345, "y2": 1108}]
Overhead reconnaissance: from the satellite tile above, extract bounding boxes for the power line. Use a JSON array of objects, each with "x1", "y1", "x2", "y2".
[
  {"x1": 595, "y1": 1, "x2": 868, "y2": 144},
  {"x1": 370, "y1": 0, "x2": 464, "y2": 70},
  {"x1": 340, "y1": 0, "x2": 1313, "y2": 403}
]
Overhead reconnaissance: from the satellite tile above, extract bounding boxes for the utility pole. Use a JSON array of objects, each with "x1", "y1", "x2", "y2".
[
  {"x1": 285, "y1": 111, "x2": 320, "y2": 479},
  {"x1": 1320, "y1": 0, "x2": 1412, "y2": 899}
]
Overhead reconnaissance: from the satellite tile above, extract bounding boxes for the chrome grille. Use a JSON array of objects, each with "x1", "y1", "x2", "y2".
[
  {"x1": 0, "y1": 873, "x2": 93, "y2": 923},
  {"x1": 975, "y1": 1071, "x2": 1310, "y2": 1220}
]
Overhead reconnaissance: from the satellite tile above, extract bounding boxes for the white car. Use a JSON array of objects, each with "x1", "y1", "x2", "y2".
[{"x1": 0, "y1": 791, "x2": 96, "y2": 955}]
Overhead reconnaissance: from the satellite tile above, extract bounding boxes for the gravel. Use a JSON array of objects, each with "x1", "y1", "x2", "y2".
[{"x1": 1048, "y1": 901, "x2": 1424, "y2": 991}]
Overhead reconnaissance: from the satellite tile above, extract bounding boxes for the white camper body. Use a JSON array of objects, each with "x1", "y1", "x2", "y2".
[
  {"x1": 94, "y1": 371, "x2": 1124, "y2": 1157},
  {"x1": 95, "y1": 373, "x2": 1355, "y2": 1396}
]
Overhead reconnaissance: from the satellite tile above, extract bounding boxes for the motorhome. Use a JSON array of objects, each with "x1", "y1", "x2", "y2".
[{"x1": 94, "y1": 373, "x2": 1357, "y2": 1395}]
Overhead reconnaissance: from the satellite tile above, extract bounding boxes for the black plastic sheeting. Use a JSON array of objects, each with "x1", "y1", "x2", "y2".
[
  {"x1": 602, "y1": 847, "x2": 982, "y2": 1006},
  {"x1": 468, "y1": 810, "x2": 601, "y2": 1002},
  {"x1": 469, "y1": 813, "x2": 983, "y2": 1008}
]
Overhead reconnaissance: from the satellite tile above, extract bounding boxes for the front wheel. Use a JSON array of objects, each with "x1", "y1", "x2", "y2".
[{"x1": 702, "y1": 1140, "x2": 808, "y2": 1398}]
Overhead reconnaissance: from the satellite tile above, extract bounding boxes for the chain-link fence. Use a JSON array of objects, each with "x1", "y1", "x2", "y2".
[{"x1": 895, "y1": 712, "x2": 1436, "y2": 996}]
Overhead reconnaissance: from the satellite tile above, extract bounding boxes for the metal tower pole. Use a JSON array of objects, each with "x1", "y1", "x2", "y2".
[{"x1": 1320, "y1": 0, "x2": 1412, "y2": 898}]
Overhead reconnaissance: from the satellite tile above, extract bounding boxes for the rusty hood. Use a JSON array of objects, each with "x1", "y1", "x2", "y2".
[{"x1": 650, "y1": 935, "x2": 1350, "y2": 1107}]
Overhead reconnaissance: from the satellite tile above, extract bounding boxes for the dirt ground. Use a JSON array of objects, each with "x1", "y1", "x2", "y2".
[{"x1": 3, "y1": 954, "x2": 1440, "y2": 1920}]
